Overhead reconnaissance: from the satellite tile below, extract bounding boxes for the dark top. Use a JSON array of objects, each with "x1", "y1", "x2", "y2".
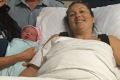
[
  {"x1": 0, "y1": 5, "x2": 21, "y2": 42},
  {"x1": 0, "y1": 5, "x2": 21, "y2": 56},
  {"x1": 59, "y1": 32, "x2": 110, "y2": 45},
  {"x1": 0, "y1": 39, "x2": 8, "y2": 57},
  {"x1": 98, "y1": 34, "x2": 110, "y2": 45},
  {"x1": 83, "y1": 0, "x2": 120, "y2": 8}
]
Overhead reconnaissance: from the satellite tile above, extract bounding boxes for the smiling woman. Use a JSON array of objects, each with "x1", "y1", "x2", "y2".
[{"x1": 66, "y1": 1, "x2": 95, "y2": 38}]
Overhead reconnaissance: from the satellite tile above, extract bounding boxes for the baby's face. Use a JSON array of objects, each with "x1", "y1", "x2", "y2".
[{"x1": 21, "y1": 27, "x2": 38, "y2": 41}]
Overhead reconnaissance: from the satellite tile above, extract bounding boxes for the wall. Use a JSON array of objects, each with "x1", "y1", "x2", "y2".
[
  {"x1": 63, "y1": 1, "x2": 73, "y2": 7},
  {"x1": 62, "y1": 0, "x2": 120, "y2": 8}
]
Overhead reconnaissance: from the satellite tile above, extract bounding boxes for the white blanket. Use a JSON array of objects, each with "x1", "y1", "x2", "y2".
[
  {"x1": 0, "y1": 38, "x2": 39, "y2": 76},
  {"x1": 0, "y1": 76, "x2": 65, "y2": 80},
  {"x1": 37, "y1": 38, "x2": 120, "y2": 80},
  {"x1": 1, "y1": 38, "x2": 120, "y2": 80}
]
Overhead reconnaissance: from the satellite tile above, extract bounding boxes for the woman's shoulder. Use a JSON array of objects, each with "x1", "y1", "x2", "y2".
[
  {"x1": 48, "y1": 34, "x2": 60, "y2": 42},
  {"x1": 43, "y1": 34, "x2": 60, "y2": 46},
  {"x1": 108, "y1": 35, "x2": 120, "y2": 66},
  {"x1": 108, "y1": 35, "x2": 120, "y2": 45},
  {"x1": 98, "y1": 34, "x2": 120, "y2": 48},
  {"x1": 50, "y1": 34, "x2": 73, "y2": 42}
]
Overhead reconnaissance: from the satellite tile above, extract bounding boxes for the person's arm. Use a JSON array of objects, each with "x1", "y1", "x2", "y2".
[
  {"x1": 0, "y1": 47, "x2": 35, "y2": 69},
  {"x1": 109, "y1": 35, "x2": 120, "y2": 66},
  {"x1": 20, "y1": 34, "x2": 60, "y2": 77},
  {"x1": 20, "y1": 64, "x2": 39, "y2": 77}
]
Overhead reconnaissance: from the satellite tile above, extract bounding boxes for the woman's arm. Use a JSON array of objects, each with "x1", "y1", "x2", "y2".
[
  {"x1": 20, "y1": 64, "x2": 39, "y2": 77},
  {"x1": 109, "y1": 35, "x2": 120, "y2": 66},
  {"x1": 0, "y1": 47, "x2": 35, "y2": 69}
]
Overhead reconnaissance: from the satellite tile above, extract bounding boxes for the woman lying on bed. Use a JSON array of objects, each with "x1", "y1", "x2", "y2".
[{"x1": 20, "y1": 0, "x2": 120, "y2": 80}]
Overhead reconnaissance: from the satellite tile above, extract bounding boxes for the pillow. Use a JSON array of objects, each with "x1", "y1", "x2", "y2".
[
  {"x1": 93, "y1": 3, "x2": 120, "y2": 39},
  {"x1": 36, "y1": 7, "x2": 67, "y2": 44},
  {"x1": 36, "y1": 4, "x2": 120, "y2": 44}
]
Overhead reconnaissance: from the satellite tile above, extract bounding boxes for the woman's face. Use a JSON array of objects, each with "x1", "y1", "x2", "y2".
[
  {"x1": 67, "y1": 3, "x2": 94, "y2": 34},
  {"x1": 21, "y1": 27, "x2": 38, "y2": 41}
]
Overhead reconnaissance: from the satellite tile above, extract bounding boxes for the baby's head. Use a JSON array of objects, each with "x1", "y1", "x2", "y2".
[{"x1": 21, "y1": 25, "x2": 42, "y2": 42}]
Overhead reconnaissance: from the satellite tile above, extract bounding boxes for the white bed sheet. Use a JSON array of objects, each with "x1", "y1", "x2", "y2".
[
  {"x1": 0, "y1": 76, "x2": 65, "y2": 80},
  {"x1": 1, "y1": 3, "x2": 120, "y2": 80},
  {"x1": 37, "y1": 37, "x2": 119, "y2": 80}
]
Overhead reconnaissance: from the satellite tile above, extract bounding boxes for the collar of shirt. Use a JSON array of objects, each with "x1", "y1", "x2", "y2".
[{"x1": 15, "y1": 0, "x2": 48, "y2": 7}]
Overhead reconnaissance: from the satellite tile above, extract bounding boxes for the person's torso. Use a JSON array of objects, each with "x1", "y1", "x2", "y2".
[{"x1": 7, "y1": 0, "x2": 64, "y2": 28}]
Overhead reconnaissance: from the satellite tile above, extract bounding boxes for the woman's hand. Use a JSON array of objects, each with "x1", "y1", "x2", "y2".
[
  {"x1": 17, "y1": 47, "x2": 36, "y2": 62},
  {"x1": 0, "y1": 0, "x2": 6, "y2": 7}
]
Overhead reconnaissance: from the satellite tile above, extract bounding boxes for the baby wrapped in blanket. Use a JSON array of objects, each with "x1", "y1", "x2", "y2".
[{"x1": 0, "y1": 25, "x2": 42, "y2": 76}]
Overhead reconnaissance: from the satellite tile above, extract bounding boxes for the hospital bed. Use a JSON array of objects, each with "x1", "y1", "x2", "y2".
[{"x1": 1, "y1": 2, "x2": 120, "y2": 80}]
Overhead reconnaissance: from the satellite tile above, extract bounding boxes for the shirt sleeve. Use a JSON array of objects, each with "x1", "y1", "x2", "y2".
[
  {"x1": 29, "y1": 40, "x2": 53, "y2": 67},
  {"x1": 29, "y1": 47, "x2": 43, "y2": 67},
  {"x1": 29, "y1": 36, "x2": 60, "y2": 67}
]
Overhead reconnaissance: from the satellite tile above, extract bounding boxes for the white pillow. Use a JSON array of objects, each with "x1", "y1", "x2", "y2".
[
  {"x1": 93, "y1": 3, "x2": 120, "y2": 39},
  {"x1": 36, "y1": 7, "x2": 67, "y2": 44},
  {"x1": 36, "y1": 4, "x2": 120, "y2": 44}
]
